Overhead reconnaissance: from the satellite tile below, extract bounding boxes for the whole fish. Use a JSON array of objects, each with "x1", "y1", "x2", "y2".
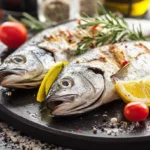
[
  {"x1": 0, "y1": 21, "x2": 78, "y2": 88},
  {"x1": 0, "y1": 19, "x2": 150, "y2": 89},
  {"x1": 0, "y1": 21, "x2": 104, "y2": 88},
  {"x1": 46, "y1": 41, "x2": 150, "y2": 116}
]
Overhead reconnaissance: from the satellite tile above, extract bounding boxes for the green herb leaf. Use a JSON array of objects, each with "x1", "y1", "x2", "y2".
[
  {"x1": 76, "y1": 2, "x2": 147, "y2": 55},
  {"x1": 8, "y1": 13, "x2": 53, "y2": 31}
]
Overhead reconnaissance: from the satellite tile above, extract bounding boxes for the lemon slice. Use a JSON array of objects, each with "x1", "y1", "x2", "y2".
[
  {"x1": 37, "y1": 62, "x2": 68, "y2": 102},
  {"x1": 115, "y1": 76, "x2": 150, "y2": 106}
]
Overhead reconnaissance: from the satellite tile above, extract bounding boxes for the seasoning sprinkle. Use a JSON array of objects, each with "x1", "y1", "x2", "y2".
[
  {"x1": 110, "y1": 117, "x2": 118, "y2": 124},
  {"x1": 92, "y1": 127, "x2": 97, "y2": 134},
  {"x1": 6, "y1": 92, "x2": 12, "y2": 96}
]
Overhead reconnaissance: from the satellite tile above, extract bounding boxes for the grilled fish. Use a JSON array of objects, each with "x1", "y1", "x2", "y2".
[
  {"x1": 0, "y1": 22, "x2": 77, "y2": 88},
  {"x1": 0, "y1": 21, "x2": 101, "y2": 88},
  {"x1": 46, "y1": 41, "x2": 150, "y2": 116},
  {"x1": 0, "y1": 19, "x2": 150, "y2": 88}
]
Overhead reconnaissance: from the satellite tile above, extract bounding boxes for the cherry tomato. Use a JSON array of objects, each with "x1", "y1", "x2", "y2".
[
  {"x1": 124, "y1": 102, "x2": 149, "y2": 122},
  {"x1": 0, "y1": 22, "x2": 27, "y2": 49}
]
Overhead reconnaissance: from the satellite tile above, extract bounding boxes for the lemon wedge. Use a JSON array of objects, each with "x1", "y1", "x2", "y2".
[
  {"x1": 115, "y1": 76, "x2": 150, "y2": 106},
  {"x1": 37, "y1": 62, "x2": 68, "y2": 102}
]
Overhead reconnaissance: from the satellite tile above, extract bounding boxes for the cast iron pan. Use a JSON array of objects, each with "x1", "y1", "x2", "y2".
[{"x1": 1, "y1": 20, "x2": 150, "y2": 150}]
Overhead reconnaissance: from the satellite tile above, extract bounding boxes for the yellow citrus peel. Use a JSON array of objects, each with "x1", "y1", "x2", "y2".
[
  {"x1": 37, "y1": 62, "x2": 68, "y2": 102},
  {"x1": 115, "y1": 76, "x2": 150, "y2": 106}
]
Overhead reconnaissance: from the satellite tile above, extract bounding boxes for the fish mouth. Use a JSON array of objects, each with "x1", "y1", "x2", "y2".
[
  {"x1": 46, "y1": 94, "x2": 77, "y2": 114},
  {"x1": 0, "y1": 69, "x2": 32, "y2": 88},
  {"x1": 0, "y1": 69, "x2": 25, "y2": 79},
  {"x1": 0, "y1": 68, "x2": 43, "y2": 89},
  {"x1": 46, "y1": 93, "x2": 104, "y2": 116}
]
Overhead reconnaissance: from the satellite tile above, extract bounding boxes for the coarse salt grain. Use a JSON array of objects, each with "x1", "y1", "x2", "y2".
[
  {"x1": 110, "y1": 118, "x2": 118, "y2": 124},
  {"x1": 6, "y1": 92, "x2": 12, "y2": 96}
]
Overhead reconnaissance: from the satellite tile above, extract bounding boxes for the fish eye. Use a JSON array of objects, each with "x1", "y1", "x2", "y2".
[
  {"x1": 58, "y1": 78, "x2": 73, "y2": 88},
  {"x1": 11, "y1": 55, "x2": 26, "y2": 64}
]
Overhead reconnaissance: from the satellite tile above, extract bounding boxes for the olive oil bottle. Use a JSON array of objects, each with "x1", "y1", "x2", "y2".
[{"x1": 104, "y1": 0, "x2": 150, "y2": 17}]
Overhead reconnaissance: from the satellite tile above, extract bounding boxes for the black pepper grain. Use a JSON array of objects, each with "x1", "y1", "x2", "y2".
[{"x1": 102, "y1": 114, "x2": 108, "y2": 122}]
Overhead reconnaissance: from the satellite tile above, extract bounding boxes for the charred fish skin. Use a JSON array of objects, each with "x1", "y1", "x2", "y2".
[{"x1": 47, "y1": 41, "x2": 150, "y2": 116}]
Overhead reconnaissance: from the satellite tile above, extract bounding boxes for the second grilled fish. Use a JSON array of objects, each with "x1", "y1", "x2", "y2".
[{"x1": 46, "y1": 41, "x2": 150, "y2": 116}]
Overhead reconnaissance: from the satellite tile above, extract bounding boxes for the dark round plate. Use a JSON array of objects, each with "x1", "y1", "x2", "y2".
[
  {"x1": 1, "y1": 83, "x2": 150, "y2": 150},
  {"x1": 1, "y1": 20, "x2": 150, "y2": 150}
]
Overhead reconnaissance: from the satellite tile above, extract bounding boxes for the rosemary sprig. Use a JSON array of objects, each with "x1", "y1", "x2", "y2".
[
  {"x1": 76, "y1": 2, "x2": 147, "y2": 55},
  {"x1": 8, "y1": 13, "x2": 53, "y2": 31}
]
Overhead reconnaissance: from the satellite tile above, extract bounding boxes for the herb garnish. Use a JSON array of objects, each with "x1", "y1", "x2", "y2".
[
  {"x1": 76, "y1": 2, "x2": 146, "y2": 55},
  {"x1": 8, "y1": 13, "x2": 53, "y2": 31}
]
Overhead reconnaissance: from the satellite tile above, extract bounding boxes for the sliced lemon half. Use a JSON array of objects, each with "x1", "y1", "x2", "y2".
[
  {"x1": 37, "y1": 62, "x2": 69, "y2": 102},
  {"x1": 115, "y1": 76, "x2": 150, "y2": 106}
]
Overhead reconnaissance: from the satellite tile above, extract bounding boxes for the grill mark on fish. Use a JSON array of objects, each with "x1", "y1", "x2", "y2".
[
  {"x1": 98, "y1": 57, "x2": 107, "y2": 62},
  {"x1": 100, "y1": 48, "x2": 121, "y2": 69},
  {"x1": 109, "y1": 45, "x2": 127, "y2": 67},
  {"x1": 38, "y1": 28, "x2": 82, "y2": 54},
  {"x1": 135, "y1": 51, "x2": 150, "y2": 60},
  {"x1": 135, "y1": 42, "x2": 150, "y2": 53},
  {"x1": 81, "y1": 56, "x2": 107, "y2": 64}
]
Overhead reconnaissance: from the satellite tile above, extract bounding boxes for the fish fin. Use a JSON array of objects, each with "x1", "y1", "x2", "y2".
[{"x1": 111, "y1": 53, "x2": 150, "y2": 82}]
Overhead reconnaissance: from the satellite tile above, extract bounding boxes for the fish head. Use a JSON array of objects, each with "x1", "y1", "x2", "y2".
[
  {"x1": 0, "y1": 47, "x2": 49, "y2": 88},
  {"x1": 46, "y1": 64, "x2": 104, "y2": 116}
]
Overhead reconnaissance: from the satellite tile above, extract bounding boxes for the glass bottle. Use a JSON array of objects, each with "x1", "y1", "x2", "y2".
[
  {"x1": 104, "y1": 0, "x2": 150, "y2": 17},
  {"x1": 37, "y1": 0, "x2": 100, "y2": 23},
  {"x1": 80, "y1": 0, "x2": 100, "y2": 17},
  {"x1": 38, "y1": 0, "x2": 71, "y2": 23}
]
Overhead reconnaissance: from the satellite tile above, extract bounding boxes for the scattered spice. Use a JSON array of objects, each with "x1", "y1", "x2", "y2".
[
  {"x1": 110, "y1": 117, "x2": 118, "y2": 124},
  {"x1": 90, "y1": 43, "x2": 95, "y2": 48},
  {"x1": 121, "y1": 121, "x2": 128, "y2": 129},
  {"x1": 0, "y1": 122, "x2": 71, "y2": 150},
  {"x1": 77, "y1": 19, "x2": 81, "y2": 24},
  {"x1": 106, "y1": 130, "x2": 112, "y2": 135},
  {"x1": 122, "y1": 60, "x2": 128, "y2": 67},
  {"x1": 91, "y1": 25, "x2": 98, "y2": 35},
  {"x1": 66, "y1": 30, "x2": 73, "y2": 38},
  {"x1": 102, "y1": 114, "x2": 108, "y2": 122},
  {"x1": 92, "y1": 127, "x2": 97, "y2": 134},
  {"x1": 5, "y1": 92, "x2": 12, "y2": 96}
]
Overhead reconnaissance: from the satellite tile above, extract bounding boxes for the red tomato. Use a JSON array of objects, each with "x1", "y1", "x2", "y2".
[
  {"x1": 0, "y1": 22, "x2": 27, "y2": 49},
  {"x1": 124, "y1": 102, "x2": 149, "y2": 122}
]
